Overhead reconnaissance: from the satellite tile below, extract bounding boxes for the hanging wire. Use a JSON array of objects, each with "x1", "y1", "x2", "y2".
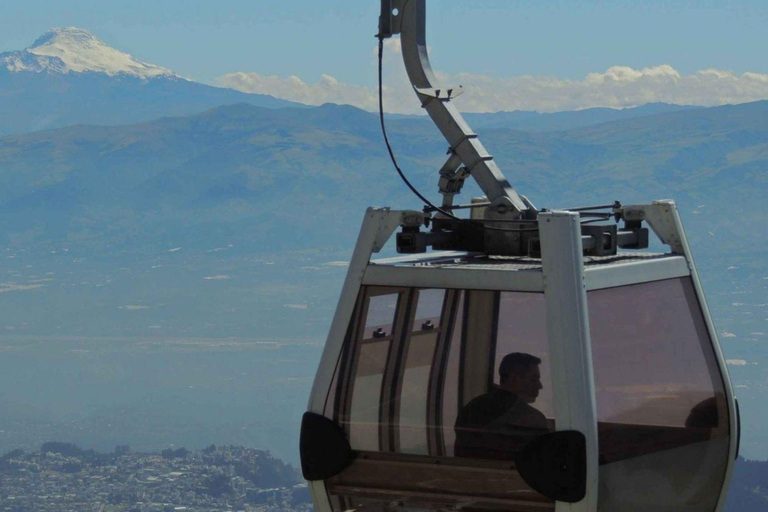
[{"x1": 377, "y1": 36, "x2": 458, "y2": 220}]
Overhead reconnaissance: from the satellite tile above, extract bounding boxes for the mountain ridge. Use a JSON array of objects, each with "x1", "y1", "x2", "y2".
[
  {"x1": 0, "y1": 99, "x2": 765, "y2": 256},
  {"x1": 0, "y1": 98, "x2": 764, "y2": 464},
  {"x1": 0, "y1": 28, "x2": 303, "y2": 136},
  {"x1": 1, "y1": 27, "x2": 175, "y2": 78},
  {"x1": 462, "y1": 102, "x2": 702, "y2": 132}
]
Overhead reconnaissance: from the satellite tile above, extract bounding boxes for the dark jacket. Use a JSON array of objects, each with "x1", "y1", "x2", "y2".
[{"x1": 454, "y1": 387, "x2": 548, "y2": 460}]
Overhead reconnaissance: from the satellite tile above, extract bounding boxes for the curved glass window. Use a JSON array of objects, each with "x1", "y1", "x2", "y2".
[
  {"x1": 344, "y1": 289, "x2": 401, "y2": 452},
  {"x1": 321, "y1": 278, "x2": 731, "y2": 512},
  {"x1": 326, "y1": 287, "x2": 556, "y2": 512},
  {"x1": 397, "y1": 289, "x2": 444, "y2": 455},
  {"x1": 588, "y1": 278, "x2": 729, "y2": 511},
  {"x1": 451, "y1": 291, "x2": 555, "y2": 460}
]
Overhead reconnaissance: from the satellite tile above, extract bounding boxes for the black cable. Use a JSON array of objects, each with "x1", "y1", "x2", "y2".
[
  {"x1": 580, "y1": 217, "x2": 614, "y2": 225},
  {"x1": 566, "y1": 203, "x2": 620, "y2": 212},
  {"x1": 377, "y1": 36, "x2": 459, "y2": 220},
  {"x1": 578, "y1": 212, "x2": 613, "y2": 218}
]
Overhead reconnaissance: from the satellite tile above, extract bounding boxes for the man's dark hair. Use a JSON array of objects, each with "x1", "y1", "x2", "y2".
[{"x1": 499, "y1": 352, "x2": 541, "y2": 383}]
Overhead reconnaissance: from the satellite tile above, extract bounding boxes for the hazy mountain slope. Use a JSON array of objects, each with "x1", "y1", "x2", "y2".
[
  {"x1": 0, "y1": 29, "x2": 707, "y2": 138},
  {"x1": 0, "y1": 70, "x2": 302, "y2": 136},
  {"x1": 463, "y1": 102, "x2": 700, "y2": 132},
  {"x1": 1, "y1": 100, "x2": 763, "y2": 336},
  {"x1": 0, "y1": 103, "x2": 398, "y2": 253},
  {"x1": 387, "y1": 103, "x2": 701, "y2": 136},
  {"x1": 0, "y1": 100, "x2": 765, "y2": 463},
  {"x1": 486, "y1": 101, "x2": 768, "y2": 209},
  {"x1": 0, "y1": 28, "x2": 300, "y2": 136},
  {"x1": 0, "y1": 101, "x2": 765, "y2": 257}
]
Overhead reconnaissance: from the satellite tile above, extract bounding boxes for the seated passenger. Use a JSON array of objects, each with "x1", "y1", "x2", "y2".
[{"x1": 454, "y1": 352, "x2": 548, "y2": 460}]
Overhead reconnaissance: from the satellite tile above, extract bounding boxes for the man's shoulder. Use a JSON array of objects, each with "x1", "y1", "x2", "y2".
[
  {"x1": 518, "y1": 400, "x2": 546, "y2": 416},
  {"x1": 465, "y1": 389, "x2": 499, "y2": 406},
  {"x1": 456, "y1": 388, "x2": 515, "y2": 426},
  {"x1": 465, "y1": 388, "x2": 514, "y2": 409},
  {"x1": 509, "y1": 400, "x2": 548, "y2": 429}
]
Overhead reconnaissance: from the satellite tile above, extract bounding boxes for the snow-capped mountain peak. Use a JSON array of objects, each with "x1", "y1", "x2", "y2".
[{"x1": 1, "y1": 27, "x2": 176, "y2": 79}]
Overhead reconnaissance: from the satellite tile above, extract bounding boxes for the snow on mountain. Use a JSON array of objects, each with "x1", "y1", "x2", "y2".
[{"x1": 0, "y1": 27, "x2": 175, "y2": 79}]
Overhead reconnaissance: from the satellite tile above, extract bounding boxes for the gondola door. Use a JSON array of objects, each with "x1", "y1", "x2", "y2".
[
  {"x1": 313, "y1": 285, "x2": 577, "y2": 512},
  {"x1": 301, "y1": 212, "x2": 603, "y2": 512}
]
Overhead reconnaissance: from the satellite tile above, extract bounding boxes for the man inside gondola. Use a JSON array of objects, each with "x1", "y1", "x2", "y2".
[{"x1": 454, "y1": 352, "x2": 548, "y2": 460}]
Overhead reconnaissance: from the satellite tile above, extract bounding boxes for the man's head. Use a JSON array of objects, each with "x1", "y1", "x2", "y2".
[{"x1": 498, "y1": 352, "x2": 543, "y2": 403}]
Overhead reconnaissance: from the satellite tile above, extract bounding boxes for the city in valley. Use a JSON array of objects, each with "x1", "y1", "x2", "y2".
[{"x1": 0, "y1": 443, "x2": 311, "y2": 512}]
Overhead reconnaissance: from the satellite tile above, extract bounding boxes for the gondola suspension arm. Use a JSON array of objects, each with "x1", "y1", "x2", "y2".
[{"x1": 378, "y1": 0, "x2": 530, "y2": 217}]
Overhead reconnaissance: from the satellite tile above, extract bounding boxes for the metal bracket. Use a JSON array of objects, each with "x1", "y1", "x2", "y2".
[
  {"x1": 390, "y1": 0, "x2": 529, "y2": 215},
  {"x1": 581, "y1": 224, "x2": 618, "y2": 257},
  {"x1": 414, "y1": 86, "x2": 465, "y2": 102},
  {"x1": 438, "y1": 153, "x2": 470, "y2": 208},
  {"x1": 378, "y1": 0, "x2": 407, "y2": 38},
  {"x1": 373, "y1": 209, "x2": 426, "y2": 253},
  {"x1": 621, "y1": 201, "x2": 684, "y2": 254}
]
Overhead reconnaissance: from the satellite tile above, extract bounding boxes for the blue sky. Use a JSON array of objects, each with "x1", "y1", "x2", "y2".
[
  {"x1": 2, "y1": 0, "x2": 767, "y2": 82},
  {"x1": 3, "y1": 0, "x2": 768, "y2": 112}
]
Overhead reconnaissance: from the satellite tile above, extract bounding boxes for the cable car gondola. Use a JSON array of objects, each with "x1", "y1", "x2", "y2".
[{"x1": 300, "y1": 1, "x2": 738, "y2": 511}]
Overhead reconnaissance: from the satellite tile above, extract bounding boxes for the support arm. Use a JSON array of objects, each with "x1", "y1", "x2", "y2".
[{"x1": 379, "y1": 0, "x2": 529, "y2": 216}]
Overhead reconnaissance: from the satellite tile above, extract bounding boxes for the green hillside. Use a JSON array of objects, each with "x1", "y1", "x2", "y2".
[
  {"x1": 0, "y1": 99, "x2": 765, "y2": 463},
  {"x1": 0, "y1": 100, "x2": 765, "y2": 258}
]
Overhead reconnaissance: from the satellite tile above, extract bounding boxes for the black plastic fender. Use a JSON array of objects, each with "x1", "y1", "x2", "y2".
[{"x1": 300, "y1": 412, "x2": 355, "y2": 481}]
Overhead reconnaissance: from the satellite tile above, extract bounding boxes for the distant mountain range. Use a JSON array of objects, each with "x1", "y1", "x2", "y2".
[
  {"x1": 0, "y1": 27, "x2": 301, "y2": 136},
  {"x1": 0, "y1": 26, "x2": 766, "y2": 465},
  {"x1": 0, "y1": 99, "x2": 765, "y2": 258},
  {"x1": 463, "y1": 102, "x2": 700, "y2": 132},
  {"x1": 5, "y1": 27, "x2": 764, "y2": 342},
  {"x1": 1, "y1": 27, "x2": 710, "y2": 139},
  {"x1": 1, "y1": 27, "x2": 175, "y2": 78},
  {"x1": 1, "y1": 96, "x2": 764, "y2": 362}
]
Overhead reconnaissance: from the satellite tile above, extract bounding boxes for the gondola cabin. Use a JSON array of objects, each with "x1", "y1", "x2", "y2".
[
  {"x1": 301, "y1": 1, "x2": 738, "y2": 511},
  {"x1": 302, "y1": 205, "x2": 737, "y2": 512}
]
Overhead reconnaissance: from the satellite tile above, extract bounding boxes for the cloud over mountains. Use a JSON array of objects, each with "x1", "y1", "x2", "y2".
[{"x1": 216, "y1": 40, "x2": 768, "y2": 114}]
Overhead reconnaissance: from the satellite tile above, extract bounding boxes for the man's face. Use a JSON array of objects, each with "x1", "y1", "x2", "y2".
[{"x1": 505, "y1": 365, "x2": 542, "y2": 404}]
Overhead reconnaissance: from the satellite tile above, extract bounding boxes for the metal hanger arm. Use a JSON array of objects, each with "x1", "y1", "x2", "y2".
[{"x1": 379, "y1": 0, "x2": 528, "y2": 215}]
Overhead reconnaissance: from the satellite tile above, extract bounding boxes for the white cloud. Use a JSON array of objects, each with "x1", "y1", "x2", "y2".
[
  {"x1": 215, "y1": 41, "x2": 768, "y2": 114},
  {"x1": 219, "y1": 72, "x2": 383, "y2": 111},
  {"x1": 216, "y1": 39, "x2": 407, "y2": 113},
  {"x1": 726, "y1": 359, "x2": 748, "y2": 366}
]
